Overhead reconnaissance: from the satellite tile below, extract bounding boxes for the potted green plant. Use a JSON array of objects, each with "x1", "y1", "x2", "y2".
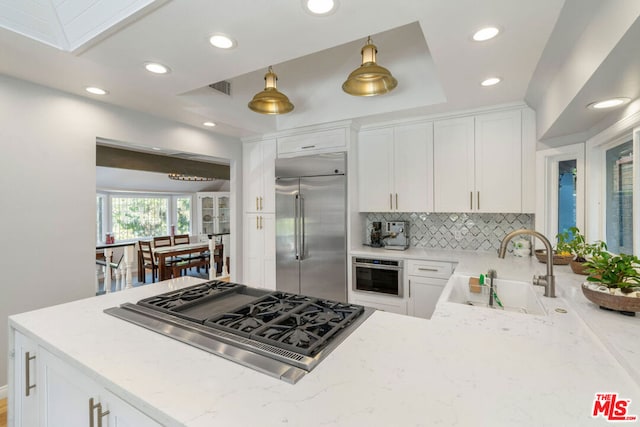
[
  {"x1": 582, "y1": 252, "x2": 640, "y2": 315},
  {"x1": 555, "y1": 227, "x2": 607, "y2": 275}
]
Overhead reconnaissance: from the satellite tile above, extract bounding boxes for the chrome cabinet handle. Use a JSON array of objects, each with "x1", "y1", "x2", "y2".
[
  {"x1": 470, "y1": 191, "x2": 473, "y2": 210},
  {"x1": 477, "y1": 191, "x2": 480, "y2": 210},
  {"x1": 418, "y1": 267, "x2": 439, "y2": 272},
  {"x1": 25, "y1": 351, "x2": 36, "y2": 397},
  {"x1": 259, "y1": 197, "x2": 263, "y2": 211},
  {"x1": 389, "y1": 193, "x2": 393, "y2": 210},
  {"x1": 395, "y1": 193, "x2": 398, "y2": 210},
  {"x1": 301, "y1": 145, "x2": 316, "y2": 149},
  {"x1": 89, "y1": 398, "x2": 110, "y2": 427}
]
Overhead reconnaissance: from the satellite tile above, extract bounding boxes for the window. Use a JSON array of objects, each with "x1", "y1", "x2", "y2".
[
  {"x1": 605, "y1": 141, "x2": 633, "y2": 254},
  {"x1": 558, "y1": 159, "x2": 577, "y2": 235},
  {"x1": 96, "y1": 194, "x2": 194, "y2": 243},
  {"x1": 111, "y1": 196, "x2": 169, "y2": 240},
  {"x1": 176, "y1": 196, "x2": 191, "y2": 235}
]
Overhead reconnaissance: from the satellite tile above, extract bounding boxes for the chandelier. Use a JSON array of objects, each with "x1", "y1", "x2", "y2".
[{"x1": 168, "y1": 173, "x2": 215, "y2": 182}]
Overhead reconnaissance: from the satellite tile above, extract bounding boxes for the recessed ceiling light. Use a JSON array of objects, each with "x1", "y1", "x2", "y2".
[
  {"x1": 209, "y1": 34, "x2": 236, "y2": 49},
  {"x1": 203, "y1": 121, "x2": 216, "y2": 127},
  {"x1": 85, "y1": 86, "x2": 108, "y2": 95},
  {"x1": 303, "y1": 0, "x2": 337, "y2": 15},
  {"x1": 144, "y1": 62, "x2": 170, "y2": 74},
  {"x1": 473, "y1": 26, "x2": 500, "y2": 41},
  {"x1": 587, "y1": 98, "x2": 631, "y2": 110},
  {"x1": 481, "y1": 77, "x2": 501, "y2": 86}
]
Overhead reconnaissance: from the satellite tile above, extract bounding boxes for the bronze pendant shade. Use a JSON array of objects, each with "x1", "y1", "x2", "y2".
[
  {"x1": 342, "y1": 36, "x2": 397, "y2": 96},
  {"x1": 248, "y1": 66, "x2": 294, "y2": 114}
]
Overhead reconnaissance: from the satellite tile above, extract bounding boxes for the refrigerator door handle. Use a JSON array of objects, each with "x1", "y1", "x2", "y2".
[
  {"x1": 294, "y1": 194, "x2": 300, "y2": 260},
  {"x1": 300, "y1": 194, "x2": 305, "y2": 260}
]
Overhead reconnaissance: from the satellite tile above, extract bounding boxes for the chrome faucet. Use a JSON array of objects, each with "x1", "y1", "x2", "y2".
[{"x1": 498, "y1": 229, "x2": 556, "y2": 298}]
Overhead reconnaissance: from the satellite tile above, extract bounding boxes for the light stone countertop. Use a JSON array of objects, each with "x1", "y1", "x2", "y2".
[{"x1": 9, "y1": 249, "x2": 640, "y2": 426}]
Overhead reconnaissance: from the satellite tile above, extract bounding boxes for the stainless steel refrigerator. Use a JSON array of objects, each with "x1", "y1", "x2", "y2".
[{"x1": 275, "y1": 152, "x2": 347, "y2": 302}]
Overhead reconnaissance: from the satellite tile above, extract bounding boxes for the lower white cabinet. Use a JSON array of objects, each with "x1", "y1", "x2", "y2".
[
  {"x1": 12, "y1": 331, "x2": 39, "y2": 427},
  {"x1": 243, "y1": 213, "x2": 276, "y2": 289},
  {"x1": 408, "y1": 276, "x2": 448, "y2": 319},
  {"x1": 39, "y1": 348, "x2": 160, "y2": 427},
  {"x1": 11, "y1": 329, "x2": 161, "y2": 427},
  {"x1": 406, "y1": 259, "x2": 454, "y2": 319}
]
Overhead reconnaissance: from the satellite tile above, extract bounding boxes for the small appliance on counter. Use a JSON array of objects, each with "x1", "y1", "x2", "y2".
[
  {"x1": 382, "y1": 221, "x2": 409, "y2": 250},
  {"x1": 369, "y1": 221, "x2": 383, "y2": 247}
]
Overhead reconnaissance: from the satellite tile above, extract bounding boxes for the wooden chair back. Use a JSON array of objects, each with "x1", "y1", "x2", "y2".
[
  {"x1": 173, "y1": 234, "x2": 190, "y2": 245},
  {"x1": 139, "y1": 240, "x2": 155, "y2": 266},
  {"x1": 153, "y1": 236, "x2": 172, "y2": 248}
]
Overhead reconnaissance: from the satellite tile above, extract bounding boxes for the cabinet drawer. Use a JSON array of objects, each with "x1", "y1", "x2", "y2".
[
  {"x1": 407, "y1": 259, "x2": 454, "y2": 279},
  {"x1": 277, "y1": 128, "x2": 347, "y2": 156}
]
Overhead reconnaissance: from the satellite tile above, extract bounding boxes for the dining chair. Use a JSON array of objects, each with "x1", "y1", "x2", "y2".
[
  {"x1": 139, "y1": 240, "x2": 159, "y2": 283},
  {"x1": 173, "y1": 234, "x2": 190, "y2": 245},
  {"x1": 153, "y1": 235, "x2": 173, "y2": 248}
]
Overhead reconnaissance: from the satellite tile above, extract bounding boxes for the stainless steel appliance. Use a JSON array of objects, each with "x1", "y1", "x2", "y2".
[
  {"x1": 382, "y1": 221, "x2": 409, "y2": 250},
  {"x1": 352, "y1": 257, "x2": 404, "y2": 297},
  {"x1": 275, "y1": 153, "x2": 347, "y2": 302},
  {"x1": 105, "y1": 280, "x2": 373, "y2": 384}
]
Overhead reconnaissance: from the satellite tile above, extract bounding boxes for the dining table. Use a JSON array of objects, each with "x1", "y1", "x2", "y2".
[{"x1": 153, "y1": 240, "x2": 220, "y2": 281}]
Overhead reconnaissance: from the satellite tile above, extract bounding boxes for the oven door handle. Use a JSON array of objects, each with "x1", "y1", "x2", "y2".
[{"x1": 353, "y1": 262, "x2": 403, "y2": 271}]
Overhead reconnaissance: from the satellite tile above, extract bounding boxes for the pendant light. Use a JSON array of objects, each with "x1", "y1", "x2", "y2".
[
  {"x1": 342, "y1": 36, "x2": 397, "y2": 96},
  {"x1": 248, "y1": 66, "x2": 294, "y2": 114}
]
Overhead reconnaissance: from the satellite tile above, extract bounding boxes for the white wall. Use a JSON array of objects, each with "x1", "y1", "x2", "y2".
[{"x1": 0, "y1": 74, "x2": 243, "y2": 387}]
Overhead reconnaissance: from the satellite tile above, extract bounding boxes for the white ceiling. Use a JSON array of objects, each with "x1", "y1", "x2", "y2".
[{"x1": 0, "y1": 0, "x2": 638, "y2": 140}]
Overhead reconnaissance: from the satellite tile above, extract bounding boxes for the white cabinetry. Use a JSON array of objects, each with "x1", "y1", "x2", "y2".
[
  {"x1": 10, "y1": 329, "x2": 160, "y2": 427},
  {"x1": 39, "y1": 347, "x2": 160, "y2": 427},
  {"x1": 196, "y1": 192, "x2": 230, "y2": 242},
  {"x1": 358, "y1": 122, "x2": 433, "y2": 212},
  {"x1": 433, "y1": 110, "x2": 522, "y2": 213},
  {"x1": 243, "y1": 138, "x2": 276, "y2": 213},
  {"x1": 12, "y1": 331, "x2": 38, "y2": 427},
  {"x1": 277, "y1": 127, "x2": 347, "y2": 157},
  {"x1": 243, "y1": 213, "x2": 275, "y2": 289},
  {"x1": 407, "y1": 259, "x2": 454, "y2": 319},
  {"x1": 243, "y1": 138, "x2": 276, "y2": 286}
]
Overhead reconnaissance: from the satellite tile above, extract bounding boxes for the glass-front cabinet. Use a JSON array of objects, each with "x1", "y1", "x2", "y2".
[{"x1": 196, "y1": 192, "x2": 230, "y2": 242}]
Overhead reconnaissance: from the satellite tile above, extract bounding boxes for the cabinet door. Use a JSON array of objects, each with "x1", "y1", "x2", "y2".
[
  {"x1": 243, "y1": 213, "x2": 263, "y2": 287},
  {"x1": 475, "y1": 110, "x2": 522, "y2": 212},
  {"x1": 408, "y1": 277, "x2": 447, "y2": 319},
  {"x1": 261, "y1": 214, "x2": 276, "y2": 290},
  {"x1": 101, "y1": 389, "x2": 161, "y2": 427},
  {"x1": 243, "y1": 141, "x2": 263, "y2": 213},
  {"x1": 393, "y1": 122, "x2": 433, "y2": 212},
  {"x1": 357, "y1": 128, "x2": 394, "y2": 212},
  {"x1": 260, "y1": 139, "x2": 277, "y2": 213},
  {"x1": 433, "y1": 117, "x2": 475, "y2": 212},
  {"x1": 12, "y1": 331, "x2": 38, "y2": 427},
  {"x1": 197, "y1": 192, "x2": 215, "y2": 240}
]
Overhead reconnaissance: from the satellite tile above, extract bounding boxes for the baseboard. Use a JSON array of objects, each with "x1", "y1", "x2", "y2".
[{"x1": 0, "y1": 383, "x2": 7, "y2": 399}]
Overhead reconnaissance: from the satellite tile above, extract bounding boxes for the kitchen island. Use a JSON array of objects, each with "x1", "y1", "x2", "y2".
[{"x1": 9, "y1": 252, "x2": 640, "y2": 426}]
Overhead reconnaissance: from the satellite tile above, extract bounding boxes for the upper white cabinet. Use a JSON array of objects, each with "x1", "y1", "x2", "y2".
[
  {"x1": 434, "y1": 110, "x2": 522, "y2": 213},
  {"x1": 277, "y1": 127, "x2": 347, "y2": 157},
  {"x1": 196, "y1": 192, "x2": 230, "y2": 242},
  {"x1": 358, "y1": 122, "x2": 433, "y2": 212},
  {"x1": 243, "y1": 138, "x2": 276, "y2": 213}
]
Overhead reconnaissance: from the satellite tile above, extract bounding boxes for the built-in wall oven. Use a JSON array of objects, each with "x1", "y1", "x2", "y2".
[{"x1": 352, "y1": 257, "x2": 404, "y2": 297}]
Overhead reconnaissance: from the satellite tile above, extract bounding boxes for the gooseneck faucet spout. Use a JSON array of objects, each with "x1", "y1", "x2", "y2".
[{"x1": 498, "y1": 229, "x2": 556, "y2": 298}]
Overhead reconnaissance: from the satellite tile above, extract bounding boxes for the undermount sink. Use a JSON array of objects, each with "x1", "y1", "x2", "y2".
[{"x1": 445, "y1": 275, "x2": 546, "y2": 316}]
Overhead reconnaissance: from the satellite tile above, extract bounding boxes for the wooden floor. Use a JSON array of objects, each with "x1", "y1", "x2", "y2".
[{"x1": 0, "y1": 398, "x2": 7, "y2": 427}]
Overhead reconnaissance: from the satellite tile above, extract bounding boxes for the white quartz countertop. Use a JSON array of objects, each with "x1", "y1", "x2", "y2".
[{"x1": 10, "y1": 249, "x2": 640, "y2": 426}]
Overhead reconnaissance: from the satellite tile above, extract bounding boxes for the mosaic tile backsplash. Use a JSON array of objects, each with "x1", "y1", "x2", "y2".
[{"x1": 365, "y1": 212, "x2": 535, "y2": 252}]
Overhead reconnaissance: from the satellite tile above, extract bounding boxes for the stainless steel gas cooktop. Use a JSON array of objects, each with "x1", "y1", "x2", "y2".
[{"x1": 105, "y1": 280, "x2": 373, "y2": 384}]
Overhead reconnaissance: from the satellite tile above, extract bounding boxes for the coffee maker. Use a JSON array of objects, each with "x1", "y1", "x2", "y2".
[
  {"x1": 369, "y1": 221, "x2": 383, "y2": 247},
  {"x1": 382, "y1": 221, "x2": 410, "y2": 250}
]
